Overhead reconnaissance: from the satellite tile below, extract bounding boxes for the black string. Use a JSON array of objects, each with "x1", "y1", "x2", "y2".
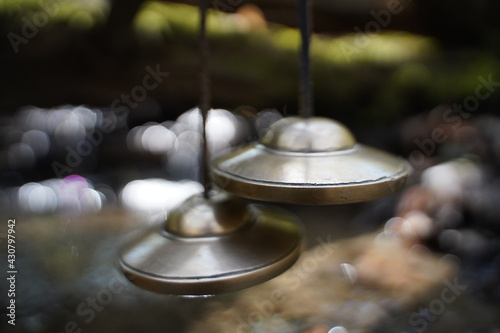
[
  {"x1": 199, "y1": 0, "x2": 211, "y2": 197},
  {"x1": 297, "y1": 0, "x2": 313, "y2": 118}
]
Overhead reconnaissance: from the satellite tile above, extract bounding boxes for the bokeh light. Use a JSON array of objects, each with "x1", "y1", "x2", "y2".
[
  {"x1": 125, "y1": 107, "x2": 249, "y2": 181},
  {"x1": 12, "y1": 175, "x2": 106, "y2": 215},
  {"x1": 119, "y1": 178, "x2": 203, "y2": 214}
]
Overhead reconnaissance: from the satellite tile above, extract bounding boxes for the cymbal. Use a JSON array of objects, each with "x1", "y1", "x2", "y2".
[
  {"x1": 212, "y1": 117, "x2": 411, "y2": 204},
  {"x1": 119, "y1": 192, "x2": 304, "y2": 295}
]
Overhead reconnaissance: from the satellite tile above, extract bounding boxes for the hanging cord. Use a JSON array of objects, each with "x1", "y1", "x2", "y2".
[
  {"x1": 199, "y1": 0, "x2": 211, "y2": 197},
  {"x1": 297, "y1": 0, "x2": 313, "y2": 118}
]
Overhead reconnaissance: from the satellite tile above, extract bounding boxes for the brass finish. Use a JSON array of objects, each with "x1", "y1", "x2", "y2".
[
  {"x1": 212, "y1": 117, "x2": 411, "y2": 204},
  {"x1": 262, "y1": 117, "x2": 356, "y2": 152},
  {"x1": 119, "y1": 193, "x2": 304, "y2": 295},
  {"x1": 165, "y1": 193, "x2": 251, "y2": 237}
]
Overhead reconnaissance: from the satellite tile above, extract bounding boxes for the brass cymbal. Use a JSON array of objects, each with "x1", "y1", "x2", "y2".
[
  {"x1": 119, "y1": 192, "x2": 304, "y2": 295},
  {"x1": 212, "y1": 117, "x2": 411, "y2": 204}
]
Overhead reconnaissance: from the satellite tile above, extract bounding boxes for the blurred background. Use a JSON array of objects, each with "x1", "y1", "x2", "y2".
[{"x1": 0, "y1": 0, "x2": 500, "y2": 332}]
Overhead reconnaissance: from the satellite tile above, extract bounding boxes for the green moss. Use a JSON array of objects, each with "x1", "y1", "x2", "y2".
[{"x1": 2, "y1": 0, "x2": 499, "y2": 122}]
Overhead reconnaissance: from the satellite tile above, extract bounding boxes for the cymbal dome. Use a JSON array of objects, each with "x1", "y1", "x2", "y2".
[
  {"x1": 165, "y1": 193, "x2": 251, "y2": 237},
  {"x1": 262, "y1": 117, "x2": 356, "y2": 152}
]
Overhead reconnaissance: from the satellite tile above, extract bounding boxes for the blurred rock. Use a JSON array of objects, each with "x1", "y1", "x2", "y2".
[
  {"x1": 188, "y1": 231, "x2": 454, "y2": 333},
  {"x1": 303, "y1": 325, "x2": 329, "y2": 333}
]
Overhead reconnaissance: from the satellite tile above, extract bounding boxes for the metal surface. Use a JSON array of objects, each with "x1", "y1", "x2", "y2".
[
  {"x1": 262, "y1": 117, "x2": 356, "y2": 152},
  {"x1": 120, "y1": 193, "x2": 304, "y2": 295},
  {"x1": 165, "y1": 193, "x2": 250, "y2": 237},
  {"x1": 212, "y1": 117, "x2": 411, "y2": 204}
]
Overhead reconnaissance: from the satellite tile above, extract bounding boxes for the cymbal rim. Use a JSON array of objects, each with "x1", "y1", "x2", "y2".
[{"x1": 212, "y1": 143, "x2": 412, "y2": 204}]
